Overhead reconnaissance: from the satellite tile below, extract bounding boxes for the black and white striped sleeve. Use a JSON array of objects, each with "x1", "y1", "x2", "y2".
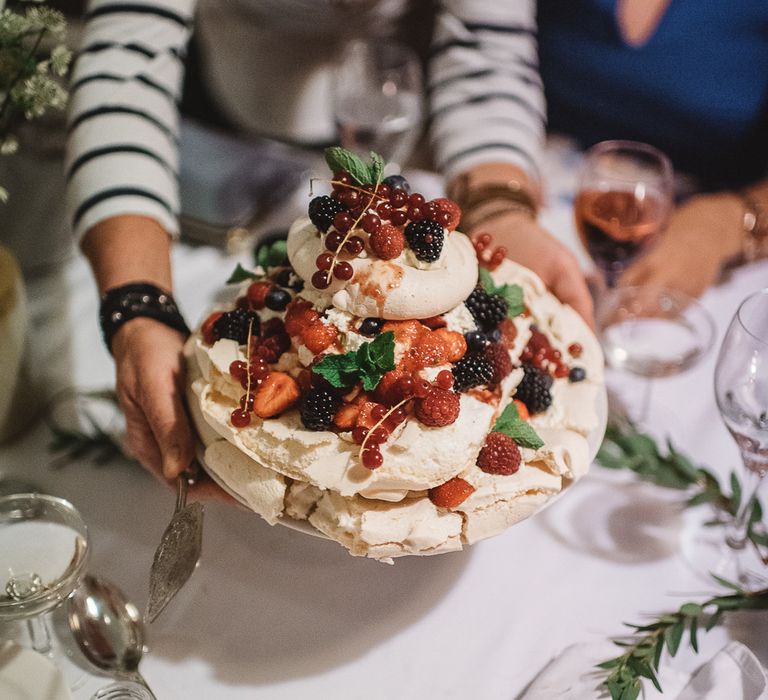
[
  {"x1": 428, "y1": 0, "x2": 545, "y2": 182},
  {"x1": 65, "y1": 0, "x2": 196, "y2": 241}
]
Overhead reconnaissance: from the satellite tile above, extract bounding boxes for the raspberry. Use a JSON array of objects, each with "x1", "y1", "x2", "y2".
[
  {"x1": 404, "y1": 219, "x2": 444, "y2": 262},
  {"x1": 498, "y1": 317, "x2": 518, "y2": 349},
  {"x1": 415, "y1": 387, "x2": 461, "y2": 427},
  {"x1": 428, "y1": 477, "x2": 475, "y2": 508},
  {"x1": 484, "y1": 342, "x2": 513, "y2": 385},
  {"x1": 308, "y1": 195, "x2": 345, "y2": 232},
  {"x1": 476, "y1": 432, "x2": 521, "y2": 475},
  {"x1": 452, "y1": 352, "x2": 494, "y2": 392},
  {"x1": 369, "y1": 224, "x2": 405, "y2": 260},
  {"x1": 465, "y1": 286, "x2": 508, "y2": 332},
  {"x1": 515, "y1": 363, "x2": 553, "y2": 414},
  {"x1": 299, "y1": 388, "x2": 342, "y2": 431},
  {"x1": 212, "y1": 308, "x2": 260, "y2": 345},
  {"x1": 431, "y1": 197, "x2": 461, "y2": 230}
]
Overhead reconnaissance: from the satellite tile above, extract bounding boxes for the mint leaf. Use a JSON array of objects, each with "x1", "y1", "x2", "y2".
[
  {"x1": 312, "y1": 353, "x2": 359, "y2": 389},
  {"x1": 368, "y1": 151, "x2": 384, "y2": 185},
  {"x1": 311, "y1": 331, "x2": 396, "y2": 391},
  {"x1": 227, "y1": 263, "x2": 259, "y2": 284},
  {"x1": 493, "y1": 402, "x2": 544, "y2": 449},
  {"x1": 478, "y1": 268, "x2": 525, "y2": 318},
  {"x1": 324, "y1": 146, "x2": 371, "y2": 185}
]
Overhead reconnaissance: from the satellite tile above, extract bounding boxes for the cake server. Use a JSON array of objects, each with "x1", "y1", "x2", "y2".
[{"x1": 146, "y1": 468, "x2": 203, "y2": 623}]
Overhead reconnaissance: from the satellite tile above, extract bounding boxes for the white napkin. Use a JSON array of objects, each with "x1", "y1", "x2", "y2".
[{"x1": 519, "y1": 641, "x2": 767, "y2": 700}]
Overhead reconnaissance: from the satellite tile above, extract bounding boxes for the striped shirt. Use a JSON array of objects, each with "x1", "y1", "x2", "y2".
[{"x1": 65, "y1": 0, "x2": 543, "y2": 241}]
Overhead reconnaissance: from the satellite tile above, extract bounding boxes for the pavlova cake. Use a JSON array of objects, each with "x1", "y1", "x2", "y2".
[{"x1": 186, "y1": 148, "x2": 604, "y2": 562}]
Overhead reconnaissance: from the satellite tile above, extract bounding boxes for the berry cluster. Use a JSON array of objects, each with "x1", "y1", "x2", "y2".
[
  {"x1": 307, "y1": 171, "x2": 462, "y2": 289},
  {"x1": 473, "y1": 232, "x2": 507, "y2": 271}
]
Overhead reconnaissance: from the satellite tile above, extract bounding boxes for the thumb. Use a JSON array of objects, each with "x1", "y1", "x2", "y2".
[
  {"x1": 143, "y1": 383, "x2": 195, "y2": 480},
  {"x1": 552, "y1": 267, "x2": 595, "y2": 329}
]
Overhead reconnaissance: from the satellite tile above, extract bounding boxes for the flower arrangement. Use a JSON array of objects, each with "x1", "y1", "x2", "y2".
[{"x1": 0, "y1": 0, "x2": 70, "y2": 202}]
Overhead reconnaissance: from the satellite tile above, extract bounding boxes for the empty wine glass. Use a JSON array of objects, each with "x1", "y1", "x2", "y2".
[
  {"x1": 332, "y1": 39, "x2": 423, "y2": 171},
  {"x1": 575, "y1": 140, "x2": 673, "y2": 289}
]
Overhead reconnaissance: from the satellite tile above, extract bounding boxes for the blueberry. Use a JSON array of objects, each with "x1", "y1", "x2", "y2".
[
  {"x1": 359, "y1": 317, "x2": 384, "y2": 337},
  {"x1": 265, "y1": 288, "x2": 291, "y2": 311},
  {"x1": 464, "y1": 330, "x2": 489, "y2": 353},
  {"x1": 273, "y1": 268, "x2": 292, "y2": 288},
  {"x1": 568, "y1": 367, "x2": 586, "y2": 383},
  {"x1": 383, "y1": 174, "x2": 411, "y2": 193}
]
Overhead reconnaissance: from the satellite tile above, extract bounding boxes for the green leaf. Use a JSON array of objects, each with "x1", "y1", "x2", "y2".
[
  {"x1": 596, "y1": 658, "x2": 623, "y2": 670},
  {"x1": 493, "y1": 402, "x2": 544, "y2": 449},
  {"x1": 689, "y1": 616, "x2": 699, "y2": 653},
  {"x1": 664, "y1": 620, "x2": 684, "y2": 657},
  {"x1": 267, "y1": 240, "x2": 288, "y2": 267},
  {"x1": 324, "y1": 146, "x2": 372, "y2": 185},
  {"x1": 710, "y1": 574, "x2": 742, "y2": 591},
  {"x1": 687, "y1": 490, "x2": 717, "y2": 507},
  {"x1": 653, "y1": 636, "x2": 664, "y2": 669},
  {"x1": 478, "y1": 269, "x2": 525, "y2": 318},
  {"x1": 705, "y1": 608, "x2": 723, "y2": 631},
  {"x1": 256, "y1": 244, "x2": 271, "y2": 269},
  {"x1": 679, "y1": 602, "x2": 703, "y2": 617},
  {"x1": 311, "y1": 331, "x2": 395, "y2": 392},
  {"x1": 730, "y1": 471, "x2": 742, "y2": 511},
  {"x1": 311, "y1": 352, "x2": 360, "y2": 389},
  {"x1": 368, "y1": 151, "x2": 384, "y2": 185},
  {"x1": 620, "y1": 680, "x2": 642, "y2": 700},
  {"x1": 227, "y1": 263, "x2": 259, "y2": 284}
]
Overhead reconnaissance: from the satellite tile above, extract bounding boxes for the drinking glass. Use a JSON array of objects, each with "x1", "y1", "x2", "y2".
[
  {"x1": 712, "y1": 289, "x2": 768, "y2": 581},
  {"x1": 332, "y1": 39, "x2": 423, "y2": 171},
  {"x1": 575, "y1": 140, "x2": 674, "y2": 288},
  {"x1": 0, "y1": 493, "x2": 89, "y2": 665}
]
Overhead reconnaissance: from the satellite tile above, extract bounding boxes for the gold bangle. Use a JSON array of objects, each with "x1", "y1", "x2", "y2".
[
  {"x1": 461, "y1": 199, "x2": 534, "y2": 231},
  {"x1": 450, "y1": 176, "x2": 538, "y2": 221},
  {"x1": 740, "y1": 189, "x2": 768, "y2": 262}
]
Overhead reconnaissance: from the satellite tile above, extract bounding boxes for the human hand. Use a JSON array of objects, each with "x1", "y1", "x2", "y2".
[
  {"x1": 619, "y1": 193, "x2": 744, "y2": 298},
  {"x1": 470, "y1": 211, "x2": 594, "y2": 326}
]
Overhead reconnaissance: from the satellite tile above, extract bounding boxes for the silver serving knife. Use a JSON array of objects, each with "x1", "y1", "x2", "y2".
[{"x1": 146, "y1": 469, "x2": 204, "y2": 623}]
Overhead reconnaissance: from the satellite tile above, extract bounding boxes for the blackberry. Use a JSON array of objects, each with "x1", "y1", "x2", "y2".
[
  {"x1": 299, "y1": 388, "x2": 341, "y2": 431},
  {"x1": 515, "y1": 363, "x2": 553, "y2": 414},
  {"x1": 465, "y1": 286, "x2": 508, "y2": 332},
  {"x1": 359, "y1": 317, "x2": 385, "y2": 337},
  {"x1": 569, "y1": 366, "x2": 587, "y2": 383},
  {"x1": 212, "y1": 308, "x2": 260, "y2": 345},
  {"x1": 404, "y1": 219, "x2": 444, "y2": 262},
  {"x1": 383, "y1": 174, "x2": 411, "y2": 193},
  {"x1": 308, "y1": 196, "x2": 345, "y2": 232},
  {"x1": 452, "y1": 352, "x2": 494, "y2": 392}
]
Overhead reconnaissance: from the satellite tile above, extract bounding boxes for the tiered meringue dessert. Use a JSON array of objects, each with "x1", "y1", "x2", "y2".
[{"x1": 186, "y1": 149, "x2": 605, "y2": 562}]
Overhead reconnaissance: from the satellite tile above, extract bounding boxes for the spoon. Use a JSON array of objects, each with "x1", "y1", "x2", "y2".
[{"x1": 67, "y1": 574, "x2": 157, "y2": 700}]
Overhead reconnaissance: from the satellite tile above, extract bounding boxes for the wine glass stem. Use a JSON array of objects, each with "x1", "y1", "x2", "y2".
[
  {"x1": 26, "y1": 615, "x2": 52, "y2": 654},
  {"x1": 638, "y1": 378, "x2": 654, "y2": 425},
  {"x1": 725, "y1": 468, "x2": 765, "y2": 551}
]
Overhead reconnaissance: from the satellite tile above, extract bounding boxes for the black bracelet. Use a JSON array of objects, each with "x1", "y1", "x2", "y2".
[{"x1": 99, "y1": 282, "x2": 190, "y2": 354}]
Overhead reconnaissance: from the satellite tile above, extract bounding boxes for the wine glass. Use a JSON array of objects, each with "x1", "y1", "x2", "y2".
[
  {"x1": 332, "y1": 39, "x2": 423, "y2": 171},
  {"x1": 575, "y1": 140, "x2": 674, "y2": 289},
  {"x1": 711, "y1": 289, "x2": 768, "y2": 584},
  {"x1": 0, "y1": 493, "x2": 90, "y2": 688}
]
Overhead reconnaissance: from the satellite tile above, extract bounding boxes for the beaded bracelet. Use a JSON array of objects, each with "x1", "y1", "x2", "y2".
[{"x1": 99, "y1": 282, "x2": 189, "y2": 354}]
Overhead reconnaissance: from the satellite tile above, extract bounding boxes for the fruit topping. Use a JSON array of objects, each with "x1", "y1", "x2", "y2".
[
  {"x1": 404, "y1": 219, "x2": 444, "y2": 262},
  {"x1": 361, "y1": 446, "x2": 384, "y2": 469},
  {"x1": 369, "y1": 224, "x2": 405, "y2": 260},
  {"x1": 465, "y1": 286, "x2": 508, "y2": 332},
  {"x1": 253, "y1": 372, "x2": 300, "y2": 418},
  {"x1": 230, "y1": 408, "x2": 251, "y2": 428},
  {"x1": 568, "y1": 342, "x2": 583, "y2": 358},
  {"x1": 265, "y1": 287, "x2": 291, "y2": 311},
  {"x1": 484, "y1": 342, "x2": 513, "y2": 386},
  {"x1": 213, "y1": 308, "x2": 260, "y2": 345},
  {"x1": 415, "y1": 386, "x2": 460, "y2": 427},
  {"x1": 476, "y1": 432, "x2": 521, "y2": 475},
  {"x1": 382, "y1": 174, "x2": 410, "y2": 193},
  {"x1": 513, "y1": 399, "x2": 530, "y2": 421},
  {"x1": 428, "y1": 477, "x2": 475, "y2": 508},
  {"x1": 201, "y1": 311, "x2": 223, "y2": 345},
  {"x1": 246, "y1": 281, "x2": 272, "y2": 309},
  {"x1": 308, "y1": 195, "x2": 345, "y2": 232},
  {"x1": 464, "y1": 329, "x2": 489, "y2": 353},
  {"x1": 569, "y1": 367, "x2": 587, "y2": 383},
  {"x1": 431, "y1": 197, "x2": 461, "y2": 230},
  {"x1": 299, "y1": 387, "x2": 342, "y2": 431},
  {"x1": 452, "y1": 352, "x2": 494, "y2": 392},
  {"x1": 515, "y1": 363, "x2": 553, "y2": 414},
  {"x1": 359, "y1": 317, "x2": 385, "y2": 337},
  {"x1": 432, "y1": 328, "x2": 467, "y2": 363}
]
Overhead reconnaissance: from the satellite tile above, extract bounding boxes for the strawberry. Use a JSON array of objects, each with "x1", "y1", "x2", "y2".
[
  {"x1": 333, "y1": 401, "x2": 360, "y2": 430},
  {"x1": 246, "y1": 281, "x2": 272, "y2": 310},
  {"x1": 253, "y1": 372, "x2": 300, "y2": 418},
  {"x1": 201, "y1": 311, "x2": 223, "y2": 345},
  {"x1": 301, "y1": 321, "x2": 338, "y2": 354},
  {"x1": 356, "y1": 400, "x2": 386, "y2": 429},
  {"x1": 415, "y1": 387, "x2": 460, "y2": 427},
  {"x1": 432, "y1": 328, "x2": 467, "y2": 363},
  {"x1": 284, "y1": 299, "x2": 319, "y2": 337},
  {"x1": 428, "y1": 477, "x2": 475, "y2": 508},
  {"x1": 513, "y1": 399, "x2": 529, "y2": 421},
  {"x1": 432, "y1": 197, "x2": 461, "y2": 230},
  {"x1": 419, "y1": 315, "x2": 447, "y2": 330},
  {"x1": 369, "y1": 224, "x2": 405, "y2": 260}
]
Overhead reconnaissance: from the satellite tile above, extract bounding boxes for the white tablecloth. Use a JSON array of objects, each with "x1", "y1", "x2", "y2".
[{"x1": 2, "y1": 161, "x2": 768, "y2": 699}]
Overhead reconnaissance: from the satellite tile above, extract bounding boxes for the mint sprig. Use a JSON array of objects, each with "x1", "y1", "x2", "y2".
[
  {"x1": 226, "y1": 263, "x2": 260, "y2": 284},
  {"x1": 492, "y1": 402, "x2": 544, "y2": 449},
  {"x1": 312, "y1": 331, "x2": 395, "y2": 391},
  {"x1": 254, "y1": 239, "x2": 288, "y2": 269},
  {"x1": 478, "y1": 268, "x2": 525, "y2": 318},
  {"x1": 324, "y1": 146, "x2": 385, "y2": 186}
]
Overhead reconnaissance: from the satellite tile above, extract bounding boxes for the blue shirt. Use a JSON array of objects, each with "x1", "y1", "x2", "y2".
[{"x1": 538, "y1": 0, "x2": 768, "y2": 187}]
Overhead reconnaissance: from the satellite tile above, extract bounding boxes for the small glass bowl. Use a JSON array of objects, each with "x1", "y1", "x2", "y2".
[
  {"x1": 0, "y1": 493, "x2": 90, "y2": 620},
  {"x1": 596, "y1": 286, "x2": 716, "y2": 378}
]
